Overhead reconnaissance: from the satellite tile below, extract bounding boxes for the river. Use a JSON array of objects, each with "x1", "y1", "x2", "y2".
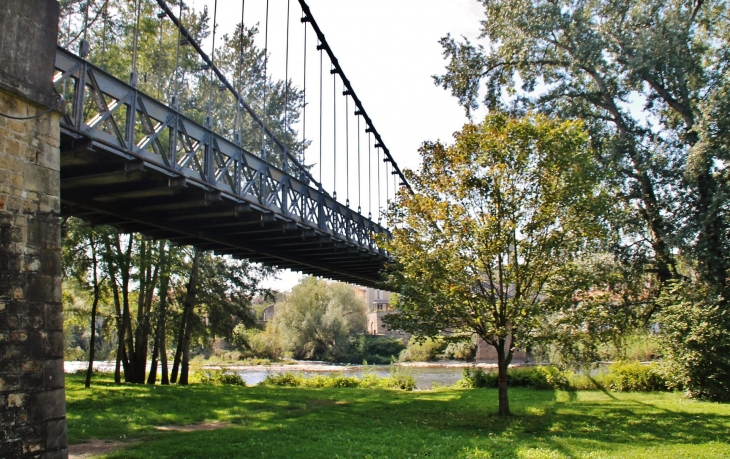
[{"x1": 65, "y1": 361, "x2": 498, "y2": 389}]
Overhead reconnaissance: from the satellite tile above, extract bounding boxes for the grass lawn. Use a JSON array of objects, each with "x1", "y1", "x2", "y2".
[{"x1": 66, "y1": 373, "x2": 730, "y2": 458}]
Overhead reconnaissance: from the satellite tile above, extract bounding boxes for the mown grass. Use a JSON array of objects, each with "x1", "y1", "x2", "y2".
[{"x1": 65, "y1": 373, "x2": 730, "y2": 458}]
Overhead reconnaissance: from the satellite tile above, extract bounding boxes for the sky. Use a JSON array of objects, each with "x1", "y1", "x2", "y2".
[{"x1": 183, "y1": 0, "x2": 488, "y2": 291}]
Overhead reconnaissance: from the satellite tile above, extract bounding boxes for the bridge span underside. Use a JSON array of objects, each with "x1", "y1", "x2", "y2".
[{"x1": 56, "y1": 48, "x2": 388, "y2": 287}]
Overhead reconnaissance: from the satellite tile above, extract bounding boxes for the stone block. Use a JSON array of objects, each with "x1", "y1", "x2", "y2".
[
  {"x1": 0, "y1": 439, "x2": 21, "y2": 458},
  {"x1": 7, "y1": 301, "x2": 44, "y2": 316},
  {"x1": 8, "y1": 120, "x2": 26, "y2": 135},
  {"x1": 37, "y1": 142, "x2": 60, "y2": 171},
  {"x1": 1, "y1": 139, "x2": 22, "y2": 161},
  {"x1": 8, "y1": 392, "x2": 27, "y2": 407},
  {"x1": 44, "y1": 305, "x2": 63, "y2": 330},
  {"x1": 21, "y1": 370, "x2": 43, "y2": 391},
  {"x1": 10, "y1": 331, "x2": 27, "y2": 341},
  {"x1": 0, "y1": 374, "x2": 21, "y2": 391},
  {"x1": 0, "y1": 359, "x2": 18, "y2": 373},
  {"x1": 4, "y1": 314, "x2": 20, "y2": 329},
  {"x1": 43, "y1": 360, "x2": 64, "y2": 390},
  {"x1": 24, "y1": 437, "x2": 43, "y2": 454},
  {"x1": 39, "y1": 195, "x2": 60, "y2": 214},
  {"x1": 3, "y1": 343, "x2": 27, "y2": 359},
  {"x1": 42, "y1": 448, "x2": 68, "y2": 459},
  {"x1": 39, "y1": 249, "x2": 61, "y2": 277},
  {"x1": 25, "y1": 274, "x2": 54, "y2": 303},
  {"x1": 21, "y1": 360, "x2": 42, "y2": 372},
  {"x1": 44, "y1": 418, "x2": 67, "y2": 451},
  {"x1": 21, "y1": 314, "x2": 43, "y2": 330},
  {"x1": 30, "y1": 388, "x2": 66, "y2": 422}
]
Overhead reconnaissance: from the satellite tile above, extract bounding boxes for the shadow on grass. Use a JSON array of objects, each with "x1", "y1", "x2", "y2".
[{"x1": 65, "y1": 374, "x2": 730, "y2": 459}]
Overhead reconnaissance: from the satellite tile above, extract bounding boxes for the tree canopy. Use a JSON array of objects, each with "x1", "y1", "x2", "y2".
[
  {"x1": 271, "y1": 277, "x2": 366, "y2": 362},
  {"x1": 383, "y1": 113, "x2": 603, "y2": 414}
]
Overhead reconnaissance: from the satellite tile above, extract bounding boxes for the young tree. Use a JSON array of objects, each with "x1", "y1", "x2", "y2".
[
  {"x1": 271, "y1": 277, "x2": 366, "y2": 361},
  {"x1": 383, "y1": 113, "x2": 603, "y2": 415}
]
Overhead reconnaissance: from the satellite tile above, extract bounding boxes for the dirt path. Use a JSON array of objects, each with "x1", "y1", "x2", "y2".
[{"x1": 68, "y1": 422, "x2": 230, "y2": 458}]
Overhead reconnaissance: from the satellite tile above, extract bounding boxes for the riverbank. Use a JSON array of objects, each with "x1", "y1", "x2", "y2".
[
  {"x1": 65, "y1": 360, "x2": 497, "y2": 389},
  {"x1": 65, "y1": 373, "x2": 730, "y2": 458}
]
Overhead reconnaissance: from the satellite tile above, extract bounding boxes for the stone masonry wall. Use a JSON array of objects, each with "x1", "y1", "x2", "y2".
[{"x1": 0, "y1": 90, "x2": 66, "y2": 458}]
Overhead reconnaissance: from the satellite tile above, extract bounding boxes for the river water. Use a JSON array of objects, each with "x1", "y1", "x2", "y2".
[{"x1": 65, "y1": 361, "x2": 493, "y2": 389}]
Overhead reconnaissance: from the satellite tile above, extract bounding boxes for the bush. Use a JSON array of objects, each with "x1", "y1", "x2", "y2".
[
  {"x1": 443, "y1": 338, "x2": 477, "y2": 361},
  {"x1": 263, "y1": 369, "x2": 415, "y2": 391},
  {"x1": 399, "y1": 337, "x2": 446, "y2": 362},
  {"x1": 232, "y1": 326, "x2": 283, "y2": 360},
  {"x1": 657, "y1": 280, "x2": 730, "y2": 401},
  {"x1": 454, "y1": 363, "x2": 667, "y2": 392},
  {"x1": 195, "y1": 369, "x2": 246, "y2": 386},
  {"x1": 345, "y1": 335, "x2": 406, "y2": 364},
  {"x1": 601, "y1": 361, "x2": 667, "y2": 392}
]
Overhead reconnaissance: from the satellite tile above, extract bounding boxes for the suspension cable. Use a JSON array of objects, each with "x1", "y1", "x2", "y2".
[
  {"x1": 235, "y1": 0, "x2": 245, "y2": 145},
  {"x1": 332, "y1": 69, "x2": 337, "y2": 201},
  {"x1": 301, "y1": 12, "x2": 307, "y2": 166},
  {"x1": 377, "y1": 144, "x2": 381, "y2": 224},
  {"x1": 368, "y1": 131, "x2": 371, "y2": 220},
  {"x1": 130, "y1": 0, "x2": 142, "y2": 86},
  {"x1": 345, "y1": 94, "x2": 349, "y2": 207},
  {"x1": 172, "y1": 1, "x2": 184, "y2": 108},
  {"x1": 357, "y1": 114, "x2": 361, "y2": 214},
  {"x1": 386, "y1": 159, "x2": 389, "y2": 213},
  {"x1": 80, "y1": 0, "x2": 90, "y2": 57},
  {"x1": 260, "y1": 0, "x2": 270, "y2": 159},
  {"x1": 206, "y1": 0, "x2": 218, "y2": 128},
  {"x1": 319, "y1": 40, "x2": 323, "y2": 184},
  {"x1": 283, "y1": 0, "x2": 291, "y2": 172}
]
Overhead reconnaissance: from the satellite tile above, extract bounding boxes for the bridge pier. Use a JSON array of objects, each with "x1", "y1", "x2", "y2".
[{"x1": 0, "y1": 1, "x2": 67, "y2": 458}]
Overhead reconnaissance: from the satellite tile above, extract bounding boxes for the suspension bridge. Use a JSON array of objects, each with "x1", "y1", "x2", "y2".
[{"x1": 56, "y1": 0, "x2": 409, "y2": 287}]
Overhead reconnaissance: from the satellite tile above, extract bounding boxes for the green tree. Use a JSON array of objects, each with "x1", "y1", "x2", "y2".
[
  {"x1": 382, "y1": 113, "x2": 603, "y2": 415},
  {"x1": 434, "y1": 0, "x2": 730, "y2": 294},
  {"x1": 270, "y1": 277, "x2": 366, "y2": 361}
]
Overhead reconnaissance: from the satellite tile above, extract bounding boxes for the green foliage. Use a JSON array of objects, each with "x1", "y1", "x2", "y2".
[
  {"x1": 231, "y1": 325, "x2": 282, "y2": 361},
  {"x1": 456, "y1": 363, "x2": 666, "y2": 392},
  {"x1": 600, "y1": 362, "x2": 667, "y2": 393},
  {"x1": 344, "y1": 335, "x2": 406, "y2": 364},
  {"x1": 262, "y1": 370, "x2": 416, "y2": 391},
  {"x1": 194, "y1": 369, "x2": 246, "y2": 387},
  {"x1": 270, "y1": 277, "x2": 366, "y2": 361},
  {"x1": 65, "y1": 373, "x2": 730, "y2": 458},
  {"x1": 399, "y1": 337, "x2": 447, "y2": 362},
  {"x1": 444, "y1": 337, "x2": 478, "y2": 361},
  {"x1": 657, "y1": 281, "x2": 730, "y2": 401}
]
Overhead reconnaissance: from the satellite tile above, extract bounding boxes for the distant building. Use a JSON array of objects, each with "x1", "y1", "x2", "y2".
[
  {"x1": 355, "y1": 287, "x2": 410, "y2": 341},
  {"x1": 475, "y1": 336, "x2": 532, "y2": 364},
  {"x1": 262, "y1": 304, "x2": 276, "y2": 321}
]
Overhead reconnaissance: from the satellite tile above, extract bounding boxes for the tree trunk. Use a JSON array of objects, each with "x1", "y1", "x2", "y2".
[
  {"x1": 85, "y1": 241, "x2": 100, "y2": 388},
  {"x1": 170, "y1": 310, "x2": 185, "y2": 384},
  {"x1": 495, "y1": 337, "x2": 512, "y2": 416},
  {"x1": 104, "y1": 235, "x2": 124, "y2": 385},
  {"x1": 179, "y1": 249, "x2": 201, "y2": 386},
  {"x1": 148, "y1": 244, "x2": 170, "y2": 385}
]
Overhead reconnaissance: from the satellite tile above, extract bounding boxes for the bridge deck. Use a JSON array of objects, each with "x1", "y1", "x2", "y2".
[{"x1": 56, "y1": 47, "x2": 388, "y2": 287}]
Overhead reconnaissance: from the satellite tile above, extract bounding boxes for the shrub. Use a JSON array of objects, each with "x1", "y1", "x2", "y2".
[
  {"x1": 600, "y1": 361, "x2": 667, "y2": 392},
  {"x1": 345, "y1": 335, "x2": 406, "y2": 364},
  {"x1": 262, "y1": 369, "x2": 415, "y2": 391},
  {"x1": 399, "y1": 337, "x2": 446, "y2": 362},
  {"x1": 232, "y1": 326, "x2": 283, "y2": 360},
  {"x1": 454, "y1": 363, "x2": 666, "y2": 392},
  {"x1": 195, "y1": 369, "x2": 246, "y2": 386},
  {"x1": 657, "y1": 280, "x2": 730, "y2": 401},
  {"x1": 454, "y1": 367, "x2": 497, "y2": 388},
  {"x1": 443, "y1": 338, "x2": 477, "y2": 361}
]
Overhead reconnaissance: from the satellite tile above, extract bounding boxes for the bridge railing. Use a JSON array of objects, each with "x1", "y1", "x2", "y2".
[{"x1": 54, "y1": 46, "x2": 387, "y2": 254}]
